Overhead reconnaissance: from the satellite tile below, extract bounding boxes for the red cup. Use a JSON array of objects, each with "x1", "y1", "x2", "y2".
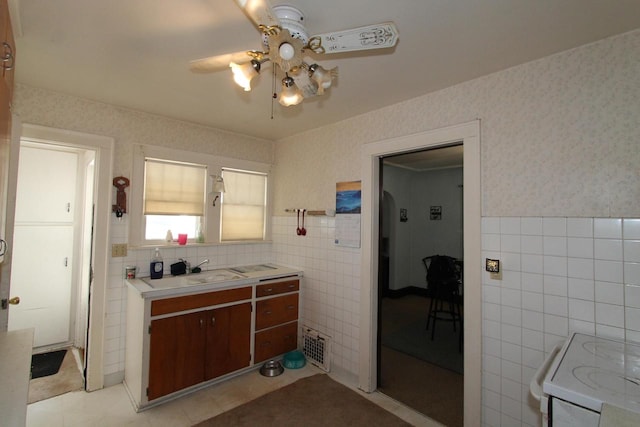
[{"x1": 178, "y1": 234, "x2": 187, "y2": 245}]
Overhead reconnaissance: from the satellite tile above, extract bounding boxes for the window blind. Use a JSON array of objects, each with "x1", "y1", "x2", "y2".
[
  {"x1": 221, "y1": 169, "x2": 267, "y2": 240},
  {"x1": 144, "y1": 159, "x2": 206, "y2": 216}
]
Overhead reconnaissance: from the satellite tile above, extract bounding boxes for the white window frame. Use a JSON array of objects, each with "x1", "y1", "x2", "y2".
[{"x1": 129, "y1": 144, "x2": 271, "y2": 247}]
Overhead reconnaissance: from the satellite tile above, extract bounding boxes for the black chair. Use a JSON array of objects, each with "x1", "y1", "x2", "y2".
[{"x1": 423, "y1": 255, "x2": 462, "y2": 342}]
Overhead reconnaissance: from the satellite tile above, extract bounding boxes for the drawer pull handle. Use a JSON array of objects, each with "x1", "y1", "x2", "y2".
[
  {"x1": 265, "y1": 288, "x2": 273, "y2": 292},
  {"x1": 286, "y1": 305, "x2": 295, "y2": 310},
  {"x1": 288, "y1": 284, "x2": 295, "y2": 289},
  {"x1": 200, "y1": 319, "x2": 204, "y2": 328},
  {"x1": 211, "y1": 317, "x2": 215, "y2": 325},
  {"x1": 264, "y1": 311, "x2": 272, "y2": 315}
]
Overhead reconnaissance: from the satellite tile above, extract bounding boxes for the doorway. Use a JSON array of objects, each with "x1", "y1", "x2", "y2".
[
  {"x1": 359, "y1": 121, "x2": 482, "y2": 426},
  {"x1": 8, "y1": 141, "x2": 94, "y2": 351},
  {"x1": 1, "y1": 122, "x2": 114, "y2": 392},
  {"x1": 378, "y1": 145, "x2": 464, "y2": 426}
]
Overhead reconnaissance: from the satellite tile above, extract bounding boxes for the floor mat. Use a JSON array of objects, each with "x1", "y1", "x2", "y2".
[{"x1": 31, "y1": 349, "x2": 67, "y2": 379}]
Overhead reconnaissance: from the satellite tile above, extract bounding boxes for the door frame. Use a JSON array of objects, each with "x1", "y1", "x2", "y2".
[
  {"x1": 2, "y1": 122, "x2": 113, "y2": 391},
  {"x1": 359, "y1": 120, "x2": 481, "y2": 425}
]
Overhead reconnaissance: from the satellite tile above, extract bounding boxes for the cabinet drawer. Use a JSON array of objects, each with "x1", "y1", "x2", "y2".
[
  {"x1": 151, "y1": 286, "x2": 252, "y2": 316},
  {"x1": 254, "y1": 321, "x2": 298, "y2": 363},
  {"x1": 255, "y1": 294, "x2": 298, "y2": 330},
  {"x1": 256, "y1": 279, "x2": 299, "y2": 297}
]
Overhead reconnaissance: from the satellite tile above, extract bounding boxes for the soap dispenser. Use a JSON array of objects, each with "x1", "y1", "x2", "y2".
[{"x1": 150, "y1": 248, "x2": 164, "y2": 279}]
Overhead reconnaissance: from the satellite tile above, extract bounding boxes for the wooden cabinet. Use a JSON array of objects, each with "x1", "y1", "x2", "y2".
[
  {"x1": 147, "y1": 293, "x2": 252, "y2": 400},
  {"x1": 125, "y1": 276, "x2": 301, "y2": 410},
  {"x1": 254, "y1": 279, "x2": 300, "y2": 363}
]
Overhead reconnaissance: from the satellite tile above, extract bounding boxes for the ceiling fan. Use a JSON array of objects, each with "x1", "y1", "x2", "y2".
[{"x1": 189, "y1": 0, "x2": 399, "y2": 106}]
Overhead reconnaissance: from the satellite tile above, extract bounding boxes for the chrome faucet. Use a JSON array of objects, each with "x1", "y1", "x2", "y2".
[{"x1": 191, "y1": 259, "x2": 209, "y2": 273}]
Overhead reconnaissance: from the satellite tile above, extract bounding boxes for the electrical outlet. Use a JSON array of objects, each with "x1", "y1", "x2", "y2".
[{"x1": 112, "y1": 243, "x2": 128, "y2": 257}]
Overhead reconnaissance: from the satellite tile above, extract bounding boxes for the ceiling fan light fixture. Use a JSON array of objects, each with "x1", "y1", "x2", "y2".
[
  {"x1": 308, "y1": 63, "x2": 336, "y2": 95},
  {"x1": 230, "y1": 59, "x2": 261, "y2": 91},
  {"x1": 278, "y1": 75, "x2": 303, "y2": 106}
]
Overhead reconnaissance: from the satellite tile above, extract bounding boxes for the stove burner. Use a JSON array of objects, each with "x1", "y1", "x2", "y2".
[
  {"x1": 582, "y1": 341, "x2": 640, "y2": 365},
  {"x1": 572, "y1": 366, "x2": 640, "y2": 402}
]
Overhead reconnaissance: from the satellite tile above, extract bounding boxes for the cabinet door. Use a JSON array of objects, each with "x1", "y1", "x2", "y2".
[
  {"x1": 205, "y1": 302, "x2": 251, "y2": 380},
  {"x1": 148, "y1": 311, "x2": 206, "y2": 400}
]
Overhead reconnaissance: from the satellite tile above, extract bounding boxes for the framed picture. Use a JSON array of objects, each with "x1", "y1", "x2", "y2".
[
  {"x1": 430, "y1": 206, "x2": 442, "y2": 220},
  {"x1": 400, "y1": 208, "x2": 408, "y2": 222}
]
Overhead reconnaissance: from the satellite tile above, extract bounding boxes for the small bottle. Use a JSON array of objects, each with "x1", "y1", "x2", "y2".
[
  {"x1": 166, "y1": 230, "x2": 173, "y2": 243},
  {"x1": 150, "y1": 248, "x2": 163, "y2": 279}
]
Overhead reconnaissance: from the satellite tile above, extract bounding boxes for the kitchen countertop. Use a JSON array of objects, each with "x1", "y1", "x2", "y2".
[
  {"x1": 0, "y1": 328, "x2": 34, "y2": 427},
  {"x1": 126, "y1": 263, "x2": 303, "y2": 298}
]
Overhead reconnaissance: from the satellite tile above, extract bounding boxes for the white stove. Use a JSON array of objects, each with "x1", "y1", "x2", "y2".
[{"x1": 540, "y1": 333, "x2": 640, "y2": 425}]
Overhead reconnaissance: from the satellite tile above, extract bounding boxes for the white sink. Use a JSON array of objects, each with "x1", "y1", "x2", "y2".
[{"x1": 141, "y1": 269, "x2": 245, "y2": 289}]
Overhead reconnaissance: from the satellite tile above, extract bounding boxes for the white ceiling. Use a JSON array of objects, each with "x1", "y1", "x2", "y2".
[{"x1": 12, "y1": 0, "x2": 640, "y2": 141}]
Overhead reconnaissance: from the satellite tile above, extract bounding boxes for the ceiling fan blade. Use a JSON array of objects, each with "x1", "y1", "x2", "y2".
[
  {"x1": 233, "y1": 0, "x2": 280, "y2": 28},
  {"x1": 189, "y1": 51, "x2": 251, "y2": 73},
  {"x1": 309, "y1": 22, "x2": 399, "y2": 54}
]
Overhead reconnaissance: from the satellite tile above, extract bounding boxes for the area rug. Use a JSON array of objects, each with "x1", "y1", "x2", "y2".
[
  {"x1": 28, "y1": 348, "x2": 83, "y2": 403},
  {"x1": 31, "y1": 349, "x2": 67, "y2": 379},
  {"x1": 193, "y1": 374, "x2": 411, "y2": 427},
  {"x1": 381, "y1": 318, "x2": 463, "y2": 374}
]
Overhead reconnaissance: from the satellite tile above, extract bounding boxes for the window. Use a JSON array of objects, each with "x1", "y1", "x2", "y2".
[
  {"x1": 221, "y1": 169, "x2": 267, "y2": 241},
  {"x1": 143, "y1": 159, "x2": 206, "y2": 241},
  {"x1": 129, "y1": 145, "x2": 271, "y2": 247}
]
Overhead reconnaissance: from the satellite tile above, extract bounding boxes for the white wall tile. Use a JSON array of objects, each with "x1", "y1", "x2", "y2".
[
  {"x1": 567, "y1": 258, "x2": 594, "y2": 280},
  {"x1": 543, "y1": 236, "x2": 567, "y2": 256},
  {"x1": 544, "y1": 295, "x2": 568, "y2": 317},
  {"x1": 567, "y1": 218, "x2": 593, "y2": 238},
  {"x1": 625, "y1": 262, "x2": 640, "y2": 285},
  {"x1": 595, "y1": 281, "x2": 624, "y2": 305},
  {"x1": 625, "y1": 285, "x2": 640, "y2": 308},
  {"x1": 568, "y1": 299, "x2": 595, "y2": 322},
  {"x1": 594, "y1": 260, "x2": 623, "y2": 283},
  {"x1": 501, "y1": 217, "x2": 521, "y2": 235},
  {"x1": 544, "y1": 314, "x2": 568, "y2": 336},
  {"x1": 567, "y1": 237, "x2": 594, "y2": 259},
  {"x1": 594, "y1": 218, "x2": 622, "y2": 239},
  {"x1": 521, "y1": 329, "x2": 544, "y2": 350},
  {"x1": 543, "y1": 218, "x2": 567, "y2": 237},
  {"x1": 522, "y1": 254, "x2": 543, "y2": 274},
  {"x1": 595, "y1": 302, "x2": 624, "y2": 327},
  {"x1": 623, "y1": 219, "x2": 640, "y2": 240},
  {"x1": 522, "y1": 292, "x2": 544, "y2": 313},
  {"x1": 522, "y1": 273, "x2": 543, "y2": 294},
  {"x1": 544, "y1": 275, "x2": 568, "y2": 297},
  {"x1": 624, "y1": 241, "x2": 640, "y2": 262},
  {"x1": 568, "y1": 278, "x2": 594, "y2": 300},
  {"x1": 594, "y1": 239, "x2": 623, "y2": 261},
  {"x1": 521, "y1": 218, "x2": 543, "y2": 236},
  {"x1": 501, "y1": 234, "x2": 521, "y2": 253},
  {"x1": 625, "y1": 307, "x2": 640, "y2": 331},
  {"x1": 522, "y1": 310, "x2": 544, "y2": 331},
  {"x1": 544, "y1": 256, "x2": 568, "y2": 277},
  {"x1": 522, "y1": 235, "x2": 543, "y2": 255},
  {"x1": 483, "y1": 217, "x2": 501, "y2": 234}
]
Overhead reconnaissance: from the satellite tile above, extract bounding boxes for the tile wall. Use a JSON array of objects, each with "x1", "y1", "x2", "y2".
[
  {"x1": 481, "y1": 217, "x2": 640, "y2": 426},
  {"x1": 271, "y1": 214, "x2": 362, "y2": 375},
  {"x1": 104, "y1": 214, "x2": 362, "y2": 382}
]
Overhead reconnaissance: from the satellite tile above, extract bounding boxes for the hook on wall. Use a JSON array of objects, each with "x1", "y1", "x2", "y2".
[{"x1": 112, "y1": 176, "x2": 130, "y2": 218}]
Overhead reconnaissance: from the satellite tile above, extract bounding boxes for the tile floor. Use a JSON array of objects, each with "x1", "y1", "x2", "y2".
[{"x1": 27, "y1": 364, "x2": 438, "y2": 427}]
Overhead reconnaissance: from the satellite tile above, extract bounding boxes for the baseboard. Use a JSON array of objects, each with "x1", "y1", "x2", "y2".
[
  {"x1": 384, "y1": 286, "x2": 428, "y2": 298},
  {"x1": 104, "y1": 371, "x2": 125, "y2": 388}
]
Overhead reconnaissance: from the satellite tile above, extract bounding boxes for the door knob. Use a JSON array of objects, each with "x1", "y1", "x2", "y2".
[{"x1": 8, "y1": 296, "x2": 20, "y2": 305}]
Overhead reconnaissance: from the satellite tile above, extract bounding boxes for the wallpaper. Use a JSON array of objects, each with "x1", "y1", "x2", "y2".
[
  {"x1": 274, "y1": 29, "x2": 640, "y2": 218},
  {"x1": 12, "y1": 85, "x2": 275, "y2": 178}
]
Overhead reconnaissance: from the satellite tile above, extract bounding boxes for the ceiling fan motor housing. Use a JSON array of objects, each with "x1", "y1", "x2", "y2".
[{"x1": 272, "y1": 5, "x2": 308, "y2": 44}]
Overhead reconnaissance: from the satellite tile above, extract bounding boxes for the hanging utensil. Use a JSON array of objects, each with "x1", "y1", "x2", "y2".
[
  {"x1": 301, "y1": 209, "x2": 307, "y2": 236},
  {"x1": 296, "y1": 209, "x2": 302, "y2": 235}
]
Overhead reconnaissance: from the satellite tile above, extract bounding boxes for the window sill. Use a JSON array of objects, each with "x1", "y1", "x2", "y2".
[{"x1": 129, "y1": 240, "x2": 273, "y2": 250}]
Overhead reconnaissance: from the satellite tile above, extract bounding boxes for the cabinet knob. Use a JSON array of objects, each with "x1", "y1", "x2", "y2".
[
  {"x1": 211, "y1": 317, "x2": 215, "y2": 325},
  {"x1": 265, "y1": 288, "x2": 273, "y2": 293},
  {"x1": 199, "y1": 319, "x2": 204, "y2": 328},
  {"x1": 264, "y1": 310, "x2": 272, "y2": 315}
]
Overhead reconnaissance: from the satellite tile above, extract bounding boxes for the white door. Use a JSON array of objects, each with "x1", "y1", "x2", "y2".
[{"x1": 8, "y1": 145, "x2": 77, "y2": 348}]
